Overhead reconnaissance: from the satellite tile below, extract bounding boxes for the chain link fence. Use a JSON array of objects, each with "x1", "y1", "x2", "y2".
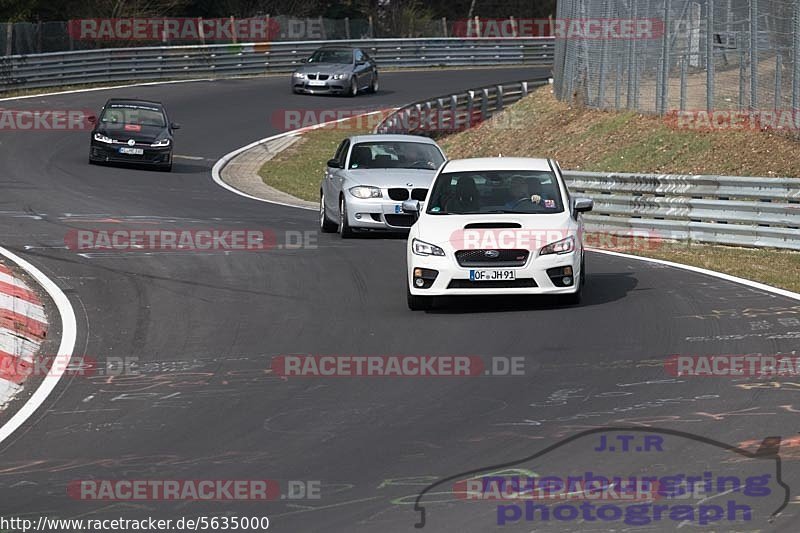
[{"x1": 553, "y1": 0, "x2": 800, "y2": 117}]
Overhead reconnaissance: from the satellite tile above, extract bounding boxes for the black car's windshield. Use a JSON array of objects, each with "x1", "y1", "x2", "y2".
[
  {"x1": 348, "y1": 142, "x2": 444, "y2": 170},
  {"x1": 308, "y1": 49, "x2": 353, "y2": 64},
  {"x1": 100, "y1": 104, "x2": 166, "y2": 128},
  {"x1": 426, "y1": 170, "x2": 565, "y2": 214}
]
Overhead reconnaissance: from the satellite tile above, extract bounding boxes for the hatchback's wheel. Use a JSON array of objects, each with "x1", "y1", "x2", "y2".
[
  {"x1": 407, "y1": 284, "x2": 433, "y2": 311},
  {"x1": 320, "y1": 191, "x2": 337, "y2": 232},
  {"x1": 338, "y1": 196, "x2": 353, "y2": 238}
]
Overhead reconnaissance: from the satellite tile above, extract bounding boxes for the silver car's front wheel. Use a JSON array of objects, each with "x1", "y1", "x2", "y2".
[
  {"x1": 338, "y1": 196, "x2": 353, "y2": 237},
  {"x1": 320, "y1": 191, "x2": 337, "y2": 232},
  {"x1": 348, "y1": 78, "x2": 358, "y2": 97}
]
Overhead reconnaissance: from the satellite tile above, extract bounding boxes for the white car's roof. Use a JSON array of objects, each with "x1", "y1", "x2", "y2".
[
  {"x1": 442, "y1": 157, "x2": 553, "y2": 173},
  {"x1": 350, "y1": 134, "x2": 439, "y2": 145}
]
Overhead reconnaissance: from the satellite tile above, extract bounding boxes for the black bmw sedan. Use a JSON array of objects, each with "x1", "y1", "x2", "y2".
[{"x1": 89, "y1": 99, "x2": 179, "y2": 172}]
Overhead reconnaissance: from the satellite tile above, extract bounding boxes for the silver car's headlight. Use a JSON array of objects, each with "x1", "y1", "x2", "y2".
[
  {"x1": 331, "y1": 73, "x2": 348, "y2": 80},
  {"x1": 93, "y1": 132, "x2": 114, "y2": 144},
  {"x1": 540, "y1": 236, "x2": 575, "y2": 256},
  {"x1": 151, "y1": 138, "x2": 170, "y2": 147},
  {"x1": 293, "y1": 72, "x2": 305, "y2": 78},
  {"x1": 412, "y1": 239, "x2": 445, "y2": 257},
  {"x1": 349, "y1": 186, "x2": 382, "y2": 199}
]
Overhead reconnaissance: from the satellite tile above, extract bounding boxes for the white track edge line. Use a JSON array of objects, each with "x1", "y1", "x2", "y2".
[
  {"x1": 211, "y1": 110, "x2": 394, "y2": 211},
  {"x1": 0, "y1": 247, "x2": 77, "y2": 444},
  {"x1": 0, "y1": 78, "x2": 214, "y2": 102},
  {"x1": 588, "y1": 248, "x2": 800, "y2": 301}
]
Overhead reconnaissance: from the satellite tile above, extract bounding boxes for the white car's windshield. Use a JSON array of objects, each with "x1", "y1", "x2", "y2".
[
  {"x1": 426, "y1": 170, "x2": 564, "y2": 215},
  {"x1": 348, "y1": 142, "x2": 444, "y2": 170}
]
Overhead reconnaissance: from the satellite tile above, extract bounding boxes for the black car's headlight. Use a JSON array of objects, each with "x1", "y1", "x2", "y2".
[
  {"x1": 93, "y1": 132, "x2": 114, "y2": 144},
  {"x1": 151, "y1": 138, "x2": 171, "y2": 147},
  {"x1": 412, "y1": 239, "x2": 445, "y2": 257}
]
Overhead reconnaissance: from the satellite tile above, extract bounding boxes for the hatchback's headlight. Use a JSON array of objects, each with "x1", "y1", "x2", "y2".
[
  {"x1": 151, "y1": 138, "x2": 170, "y2": 147},
  {"x1": 540, "y1": 236, "x2": 575, "y2": 256},
  {"x1": 349, "y1": 186, "x2": 382, "y2": 199},
  {"x1": 93, "y1": 132, "x2": 114, "y2": 144},
  {"x1": 331, "y1": 73, "x2": 348, "y2": 80},
  {"x1": 412, "y1": 239, "x2": 445, "y2": 257}
]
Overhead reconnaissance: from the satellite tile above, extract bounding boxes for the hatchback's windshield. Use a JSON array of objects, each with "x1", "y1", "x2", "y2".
[
  {"x1": 308, "y1": 49, "x2": 353, "y2": 64},
  {"x1": 348, "y1": 142, "x2": 445, "y2": 170},
  {"x1": 100, "y1": 105, "x2": 166, "y2": 127},
  {"x1": 426, "y1": 170, "x2": 564, "y2": 214}
]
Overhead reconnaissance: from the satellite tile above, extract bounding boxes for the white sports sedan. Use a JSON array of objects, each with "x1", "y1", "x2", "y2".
[
  {"x1": 319, "y1": 134, "x2": 446, "y2": 237},
  {"x1": 403, "y1": 157, "x2": 593, "y2": 310}
]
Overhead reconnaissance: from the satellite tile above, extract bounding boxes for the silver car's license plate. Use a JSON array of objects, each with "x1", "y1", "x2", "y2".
[
  {"x1": 118, "y1": 147, "x2": 144, "y2": 155},
  {"x1": 470, "y1": 270, "x2": 516, "y2": 281},
  {"x1": 308, "y1": 80, "x2": 326, "y2": 87}
]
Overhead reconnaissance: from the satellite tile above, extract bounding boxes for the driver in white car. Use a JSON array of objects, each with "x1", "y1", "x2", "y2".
[{"x1": 504, "y1": 176, "x2": 543, "y2": 209}]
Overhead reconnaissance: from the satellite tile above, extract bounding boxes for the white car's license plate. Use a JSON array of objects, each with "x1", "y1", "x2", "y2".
[
  {"x1": 118, "y1": 147, "x2": 144, "y2": 155},
  {"x1": 308, "y1": 80, "x2": 326, "y2": 87},
  {"x1": 469, "y1": 269, "x2": 516, "y2": 281}
]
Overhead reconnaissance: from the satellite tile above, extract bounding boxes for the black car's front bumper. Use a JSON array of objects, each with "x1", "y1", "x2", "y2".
[{"x1": 90, "y1": 141, "x2": 172, "y2": 166}]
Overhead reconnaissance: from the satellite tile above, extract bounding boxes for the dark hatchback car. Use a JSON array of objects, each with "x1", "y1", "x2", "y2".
[
  {"x1": 89, "y1": 99, "x2": 179, "y2": 172},
  {"x1": 291, "y1": 47, "x2": 378, "y2": 97}
]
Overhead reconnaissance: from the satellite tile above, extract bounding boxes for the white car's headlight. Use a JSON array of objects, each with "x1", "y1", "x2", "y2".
[
  {"x1": 540, "y1": 236, "x2": 575, "y2": 256},
  {"x1": 93, "y1": 132, "x2": 114, "y2": 144},
  {"x1": 331, "y1": 73, "x2": 348, "y2": 80},
  {"x1": 412, "y1": 239, "x2": 445, "y2": 257},
  {"x1": 293, "y1": 72, "x2": 305, "y2": 78},
  {"x1": 349, "y1": 186, "x2": 382, "y2": 199},
  {"x1": 151, "y1": 138, "x2": 170, "y2": 147}
]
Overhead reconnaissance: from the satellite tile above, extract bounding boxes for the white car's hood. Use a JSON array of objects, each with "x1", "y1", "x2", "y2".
[{"x1": 415, "y1": 212, "x2": 578, "y2": 250}]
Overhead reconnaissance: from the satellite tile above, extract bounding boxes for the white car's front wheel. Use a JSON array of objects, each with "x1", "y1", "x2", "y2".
[
  {"x1": 407, "y1": 284, "x2": 433, "y2": 311},
  {"x1": 338, "y1": 196, "x2": 353, "y2": 238}
]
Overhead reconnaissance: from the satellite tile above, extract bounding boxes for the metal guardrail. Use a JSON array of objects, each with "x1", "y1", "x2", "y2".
[
  {"x1": 375, "y1": 83, "x2": 800, "y2": 251},
  {"x1": 564, "y1": 171, "x2": 800, "y2": 251},
  {"x1": 0, "y1": 37, "x2": 554, "y2": 93},
  {"x1": 374, "y1": 78, "x2": 551, "y2": 135}
]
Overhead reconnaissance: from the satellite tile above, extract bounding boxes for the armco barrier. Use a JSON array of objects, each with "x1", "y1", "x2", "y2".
[
  {"x1": 375, "y1": 83, "x2": 800, "y2": 251},
  {"x1": 0, "y1": 37, "x2": 554, "y2": 93},
  {"x1": 374, "y1": 78, "x2": 551, "y2": 134}
]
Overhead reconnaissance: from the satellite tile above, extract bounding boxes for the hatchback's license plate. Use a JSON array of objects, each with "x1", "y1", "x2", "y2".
[
  {"x1": 119, "y1": 147, "x2": 143, "y2": 155},
  {"x1": 470, "y1": 270, "x2": 516, "y2": 281}
]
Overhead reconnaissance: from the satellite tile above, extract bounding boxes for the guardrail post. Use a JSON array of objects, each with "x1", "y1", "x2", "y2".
[
  {"x1": 480, "y1": 89, "x2": 489, "y2": 120},
  {"x1": 520, "y1": 81, "x2": 528, "y2": 98},
  {"x1": 466, "y1": 90, "x2": 475, "y2": 127},
  {"x1": 496, "y1": 85, "x2": 504, "y2": 111},
  {"x1": 450, "y1": 94, "x2": 459, "y2": 131}
]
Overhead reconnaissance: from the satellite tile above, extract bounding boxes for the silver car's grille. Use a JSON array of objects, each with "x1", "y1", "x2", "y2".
[
  {"x1": 388, "y1": 188, "x2": 410, "y2": 201},
  {"x1": 306, "y1": 73, "x2": 329, "y2": 81}
]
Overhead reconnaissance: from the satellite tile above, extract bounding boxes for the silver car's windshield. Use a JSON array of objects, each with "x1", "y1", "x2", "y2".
[
  {"x1": 348, "y1": 142, "x2": 444, "y2": 170},
  {"x1": 426, "y1": 170, "x2": 565, "y2": 215},
  {"x1": 308, "y1": 49, "x2": 353, "y2": 64}
]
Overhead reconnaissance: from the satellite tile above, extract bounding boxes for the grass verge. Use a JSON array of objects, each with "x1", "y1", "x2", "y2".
[{"x1": 258, "y1": 116, "x2": 373, "y2": 202}]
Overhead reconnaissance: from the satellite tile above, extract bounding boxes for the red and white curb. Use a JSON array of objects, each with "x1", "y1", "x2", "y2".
[
  {"x1": 0, "y1": 247, "x2": 75, "y2": 446},
  {"x1": 0, "y1": 262, "x2": 48, "y2": 408}
]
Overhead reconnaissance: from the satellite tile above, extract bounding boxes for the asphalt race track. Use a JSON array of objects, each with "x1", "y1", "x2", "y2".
[{"x1": 1, "y1": 67, "x2": 799, "y2": 532}]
